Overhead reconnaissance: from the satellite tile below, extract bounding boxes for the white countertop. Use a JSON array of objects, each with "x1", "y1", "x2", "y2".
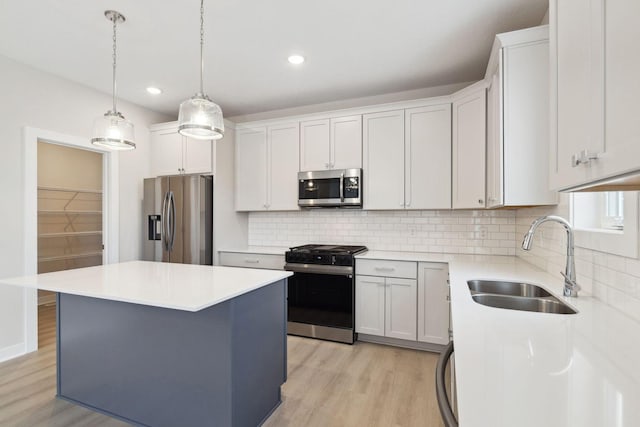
[
  {"x1": 449, "y1": 257, "x2": 640, "y2": 427},
  {"x1": 0, "y1": 261, "x2": 292, "y2": 312}
]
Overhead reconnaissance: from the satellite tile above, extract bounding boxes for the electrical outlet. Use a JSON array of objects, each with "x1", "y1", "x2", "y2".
[
  {"x1": 479, "y1": 226, "x2": 488, "y2": 239},
  {"x1": 408, "y1": 224, "x2": 418, "y2": 236}
]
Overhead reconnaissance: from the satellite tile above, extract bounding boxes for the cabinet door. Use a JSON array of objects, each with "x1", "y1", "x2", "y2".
[
  {"x1": 551, "y1": 0, "x2": 604, "y2": 189},
  {"x1": 355, "y1": 275, "x2": 386, "y2": 337},
  {"x1": 486, "y1": 71, "x2": 503, "y2": 208},
  {"x1": 603, "y1": 0, "x2": 640, "y2": 177},
  {"x1": 235, "y1": 128, "x2": 268, "y2": 211},
  {"x1": 362, "y1": 110, "x2": 405, "y2": 210},
  {"x1": 183, "y1": 137, "x2": 213, "y2": 174},
  {"x1": 268, "y1": 123, "x2": 300, "y2": 211},
  {"x1": 417, "y1": 263, "x2": 449, "y2": 345},
  {"x1": 452, "y1": 88, "x2": 486, "y2": 209},
  {"x1": 331, "y1": 115, "x2": 362, "y2": 169},
  {"x1": 405, "y1": 104, "x2": 451, "y2": 210},
  {"x1": 150, "y1": 128, "x2": 183, "y2": 176},
  {"x1": 385, "y1": 277, "x2": 417, "y2": 341},
  {"x1": 300, "y1": 119, "x2": 330, "y2": 171},
  {"x1": 503, "y1": 40, "x2": 556, "y2": 206}
]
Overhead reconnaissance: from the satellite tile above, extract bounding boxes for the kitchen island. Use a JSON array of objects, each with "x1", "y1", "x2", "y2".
[{"x1": 0, "y1": 261, "x2": 292, "y2": 427}]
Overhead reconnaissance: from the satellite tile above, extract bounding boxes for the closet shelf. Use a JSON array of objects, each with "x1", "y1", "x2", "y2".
[
  {"x1": 37, "y1": 186, "x2": 102, "y2": 194},
  {"x1": 38, "y1": 210, "x2": 102, "y2": 215},
  {"x1": 38, "y1": 252, "x2": 103, "y2": 262},
  {"x1": 38, "y1": 231, "x2": 102, "y2": 238}
]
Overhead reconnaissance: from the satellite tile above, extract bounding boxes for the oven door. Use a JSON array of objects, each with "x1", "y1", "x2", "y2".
[{"x1": 286, "y1": 266, "x2": 355, "y2": 343}]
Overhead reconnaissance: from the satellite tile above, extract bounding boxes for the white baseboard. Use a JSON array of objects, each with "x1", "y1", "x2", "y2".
[
  {"x1": 0, "y1": 342, "x2": 26, "y2": 363},
  {"x1": 357, "y1": 333, "x2": 446, "y2": 353}
]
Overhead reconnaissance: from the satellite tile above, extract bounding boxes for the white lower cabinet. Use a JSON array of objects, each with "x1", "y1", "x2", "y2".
[
  {"x1": 417, "y1": 262, "x2": 450, "y2": 345},
  {"x1": 219, "y1": 251, "x2": 285, "y2": 270},
  {"x1": 355, "y1": 275, "x2": 386, "y2": 336},
  {"x1": 356, "y1": 259, "x2": 450, "y2": 347},
  {"x1": 356, "y1": 275, "x2": 416, "y2": 340},
  {"x1": 384, "y1": 277, "x2": 418, "y2": 340}
]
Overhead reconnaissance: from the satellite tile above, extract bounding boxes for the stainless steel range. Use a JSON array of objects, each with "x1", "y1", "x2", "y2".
[{"x1": 284, "y1": 244, "x2": 367, "y2": 344}]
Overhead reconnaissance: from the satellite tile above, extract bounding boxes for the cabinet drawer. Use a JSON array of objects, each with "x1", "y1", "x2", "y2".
[
  {"x1": 356, "y1": 259, "x2": 417, "y2": 279},
  {"x1": 219, "y1": 252, "x2": 285, "y2": 270}
]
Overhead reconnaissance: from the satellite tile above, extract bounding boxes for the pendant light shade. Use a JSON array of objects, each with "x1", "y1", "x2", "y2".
[
  {"x1": 91, "y1": 10, "x2": 136, "y2": 150},
  {"x1": 178, "y1": 94, "x2": 224, "y2": 140},
  {"x1": 92, "y1": 111, "x2": 135, "y2": 150},
  {"x1": 178, "y1": 0, "x2": 224, "y2": 141}
]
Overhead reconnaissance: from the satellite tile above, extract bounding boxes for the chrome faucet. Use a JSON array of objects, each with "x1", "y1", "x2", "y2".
[{"x1": 521, "y1": 215, "x2": 580, "y2": 297}]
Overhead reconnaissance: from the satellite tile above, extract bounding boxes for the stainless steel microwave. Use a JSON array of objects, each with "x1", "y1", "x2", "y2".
[{"x1": 298, "y1": 169, "x2": 362, "y2": 208}]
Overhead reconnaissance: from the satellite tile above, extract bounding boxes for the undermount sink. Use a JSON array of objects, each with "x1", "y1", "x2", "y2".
[
  {"x1": 471, "y1": 294, "x2": 577, "y2": 315},
  {"x1": 467, "y1": 279, "x2": 552, "y2": 298},
  {"x1": 467, "y1": 279, "x2": 577, "y2": 315}
]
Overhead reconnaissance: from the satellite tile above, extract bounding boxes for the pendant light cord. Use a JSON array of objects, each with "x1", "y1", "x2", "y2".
[
  {"x1": 112, "y1": 15, "x2": 118, "y2": 113},
  {"x1": 200, "y1": 0, "x2": 205, "y2": 95}
]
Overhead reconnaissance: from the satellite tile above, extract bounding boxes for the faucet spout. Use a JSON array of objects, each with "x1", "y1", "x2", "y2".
[{"x1": 521, "y1": 215, "x2": 579, "y2": 297}]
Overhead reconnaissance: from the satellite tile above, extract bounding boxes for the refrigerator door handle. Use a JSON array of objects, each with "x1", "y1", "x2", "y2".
[
  {"x1": 162, "y1": 191, "x2": 171, "y2": 252},
  {"x1": 168, "y1": 191, "x2": 176, "y2": 251}
]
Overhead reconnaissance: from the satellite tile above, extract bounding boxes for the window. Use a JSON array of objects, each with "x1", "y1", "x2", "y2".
[
  {"x1": 571, "y1": 191, "x2": 638, "y2": 258},
  {"x1": 603, "y1": 192, "x2": 624, "y2": 230}
]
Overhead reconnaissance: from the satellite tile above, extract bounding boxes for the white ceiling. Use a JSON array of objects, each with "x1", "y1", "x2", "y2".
[{"x1": 0, "y1": 0, "x2": 547, "y2": 118}]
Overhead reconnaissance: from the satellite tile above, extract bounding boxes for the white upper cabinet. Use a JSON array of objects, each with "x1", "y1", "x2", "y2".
[
  {"x1": 485, "y1": 26, "x2": 557, "y2": 208},
  {"x1": 405, "y1": 105, "x2": 452, "y2": 210},
  {"x1": 235, "y1": 127, "x2": 268, "y2": 211},
  {"x1": 300, "y1": 115, "x2": 362, "y2": 171},
  {"x1": 551, "y1": 0, "x2": 640, "y2": 190},
  {"x1": 452, "y1": 84, "x2": 487, "y2": 209},
  {"x1": 300, "y1": 119, "x2": 330, "y2": 171},
  {"x1": 331, "y1": 115, "x2": 363, "y2": 170},
  {"x1": 363, "y1": 110, "x2": 405, "y2": 210},
  {"x1": 150, "y1": 122, "x2": 213, "y2": 176},
  {"x1": 235, "y1": 123, "x2": 300, "y2": 211},
  {"x1": 268, "y1": 123, "x2": 300, "y2": 211},
  {"x1": 363, "y1": 104, "x2": 451, "y2": 210}
]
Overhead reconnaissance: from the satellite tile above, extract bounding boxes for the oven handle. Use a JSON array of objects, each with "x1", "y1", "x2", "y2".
[{"x1": 284, "y1": 263, "x2": 354, "y2": 276}]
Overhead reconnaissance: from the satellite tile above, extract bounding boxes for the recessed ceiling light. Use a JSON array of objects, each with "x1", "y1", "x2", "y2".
[
  {"x1": 287, "y1": 55, "x2": 305, "y2": 65},
  {"x1": 146, "y1": 87, "x2": 162, "y2": 95}
]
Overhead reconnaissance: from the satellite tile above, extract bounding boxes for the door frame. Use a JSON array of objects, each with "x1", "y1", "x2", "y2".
[{"x1": 23, "y1": 126, "x2": 119, "y2": 353}]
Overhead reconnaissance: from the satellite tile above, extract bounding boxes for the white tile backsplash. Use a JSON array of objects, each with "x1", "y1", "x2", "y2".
[
  {"x1": 248, "y1": 209, "x2": 516, "y2": 255},
  {"x1": 248, "y1": 197, "x2": 640, "y2": 323},
  {"x1": 516, "y1": 194, "x2": 640, "y2": 323}
]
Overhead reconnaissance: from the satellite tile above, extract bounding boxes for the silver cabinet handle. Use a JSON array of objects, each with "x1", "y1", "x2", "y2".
[
  {"x1": 478, "y1": 199, "x2": 484, "y2": 205},
  {"x1": 244, "y1": 259, "x2": 260, "y2": 264},
  {"x1": 571, "y1": 150, "x2": 599, "y2": 167},
  {"x1": 375, "y1": 267, "x2": 395, "y2": 272},
  {"x1": 340, "y1": 172, "x2": 344, "y2": 202}
]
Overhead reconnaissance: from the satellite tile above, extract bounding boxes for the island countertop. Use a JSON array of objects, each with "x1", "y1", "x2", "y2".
[{"x1": 0, "y1": 260, "x2": 292, "y2": 312}]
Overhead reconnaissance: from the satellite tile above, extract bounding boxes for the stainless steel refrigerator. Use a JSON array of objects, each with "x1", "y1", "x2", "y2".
[{"x1": 143, "y1": 175, "x2": 213, "y2": 265}]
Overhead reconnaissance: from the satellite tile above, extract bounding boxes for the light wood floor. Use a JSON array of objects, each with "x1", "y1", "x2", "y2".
[{"x1": 0, "y1": 305, "x2": 443, "y2": 427}]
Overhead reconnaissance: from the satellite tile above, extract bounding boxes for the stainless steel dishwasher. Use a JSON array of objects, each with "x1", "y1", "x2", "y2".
[{"x1": 436, "y1": 341, "x2": 458, "y2": 427}]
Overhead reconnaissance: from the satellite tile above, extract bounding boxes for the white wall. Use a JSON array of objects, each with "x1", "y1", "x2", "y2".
[
  {"x1": 249, "y1": 209, "x2": 517, "y2": 255},
  {"x1": 0, "y1": 54, "x2": 170, "y2": 359},
  {"x1": 516, "y1": 194, "x2": 640, "y2": 323},
  {"x1": 213, "y1": 126, "x2": 248, "y2": 263}
]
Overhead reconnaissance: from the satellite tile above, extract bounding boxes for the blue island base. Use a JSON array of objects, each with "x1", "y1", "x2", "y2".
[{"x1": 56, "y1": 279, "x2": 287, "y2": 427}]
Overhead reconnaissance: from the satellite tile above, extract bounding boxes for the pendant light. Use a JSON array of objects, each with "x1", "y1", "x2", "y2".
[
  {"x1": 177, "y1": 0, "x2": 224, "y2": 140},
  {"x1": 91, "y1": 10, "x2": 135, "y2": 150}
]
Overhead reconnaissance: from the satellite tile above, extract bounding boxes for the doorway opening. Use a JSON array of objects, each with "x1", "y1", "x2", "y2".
[
  {"x1": 37, "y1": 142, "x2": 104, "y2": 304},
  {"x1": 23, "y1": 126, "x2": 119, "y2": 355}
]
